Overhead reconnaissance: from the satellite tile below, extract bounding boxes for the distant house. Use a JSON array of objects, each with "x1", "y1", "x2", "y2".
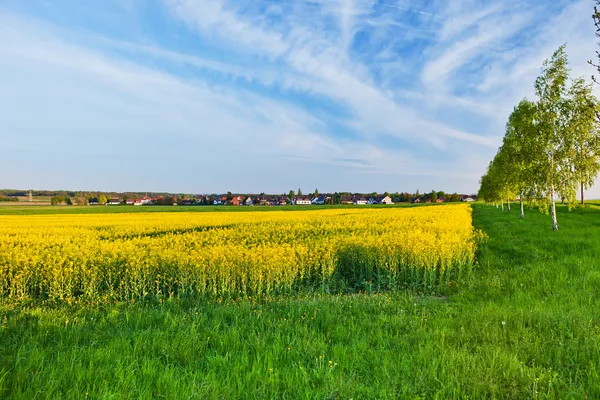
[
  {"x1": 311, "y1": 196, "x2": 325, "y2": 205},
  {"x1": 295, "y1": 197, "x2": 312, "y2": 205},
  {"x1": 461, "y1": 196, "x2": 476, "y2": 202},
  {"x1": 277, "y1": 196, "x2": 289, "y2": 206},
  {"x1": 412, "y1": 198, "x2": 422, "y2": 204},
  {"x1": 107, "y1": 198, "x2": 121, "y2": 205},
  {"x1": 213, "y1": 199, "x2": 223, "y2": 205},
  {"x1": 381, "y1": 196, "x2": 393, "y2": 205},
  {"x1": 125, "y1": 199, "x2": 135, "y2": 205},
  {"x1": 89, "y1": 198, "x2": 99, "y2": 205},
  {"x1": 133, "y1": 199, "x2": 144, "y2": 206},
  {"x1": 257, "y1": 196, "x2": 275, "y2": 206},
  {"x1": 245, "y1": 197, "x2": 254, "y2": 206},
  {"x1": 340, "y1": 195, "x2": 354, "y2": 204},
  {"x1": 369, "y1": 195, "x2": 393, "y2": 205},
  {"x1": 140, "y1": 196, "x2": 152, "y2": 205},
  {"x1": 230, "y1": 196, "x2": 242, "y2": 206},
  {"x1": 354, "y1": 197, "x2": 368, "y2": 205},
  {"x1": 436, "y1": 197, "x2": 445, "y2": 203}
]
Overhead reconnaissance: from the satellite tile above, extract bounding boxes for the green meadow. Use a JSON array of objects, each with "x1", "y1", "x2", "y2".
[
  {"x1": 0, "y1": 203, "x2": 424, "y2": 216},
  {"x1": 0, "y1": 204, "x2": 599, "y2": 398}
]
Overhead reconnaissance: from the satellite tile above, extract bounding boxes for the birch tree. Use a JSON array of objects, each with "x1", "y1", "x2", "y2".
[
  {"x1": 504, "y1": 99, "x2": 538, "y2": 218},
  {"x1": 478, "y1": 162, "x2": 503, "y2": 207},
  {"x1": 491, "y1": 147, "x2": 517, "y2": 212},
  {"x1": 566, "y1": 78, "x2": 600, "y2": 205},
  {"x1": 533, "y1": 45, "x2": 577, "y2": 231}
]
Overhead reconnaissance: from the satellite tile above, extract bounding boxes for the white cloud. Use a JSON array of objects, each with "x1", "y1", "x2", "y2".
[
  {"x1": 1, "y1": 11, "x2": 449, "y2": 193},
  {"x1": 162, "y1": 0, "x2": 495, "y2": 151},
  {"x1": 1, "y1": 0, "x2": 600, "y2": 197}
]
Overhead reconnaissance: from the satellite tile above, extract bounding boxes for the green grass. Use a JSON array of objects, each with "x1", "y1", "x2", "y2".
[
  {"x1": 0, "y1": 203, "x2": 427, "y2": 216},
  {"x1": 1, "y1": 204, "x2": 599, "y2": 398}
]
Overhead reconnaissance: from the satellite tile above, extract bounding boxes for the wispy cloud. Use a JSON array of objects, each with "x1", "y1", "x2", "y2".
[{"x1": 0, "y1": 0, "x2": 599, "y2": 196}]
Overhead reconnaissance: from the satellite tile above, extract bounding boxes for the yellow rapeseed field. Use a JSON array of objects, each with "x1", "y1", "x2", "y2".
[{"x1": 0, "y1": 204, "x2": 482, "y2": 301}]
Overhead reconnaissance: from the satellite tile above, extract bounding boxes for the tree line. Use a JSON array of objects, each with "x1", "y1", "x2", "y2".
[{"x1": 478, "y1": 45, "x2": 600, "y2": 231}]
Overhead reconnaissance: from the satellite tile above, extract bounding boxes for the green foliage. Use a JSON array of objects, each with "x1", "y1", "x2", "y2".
[
  {"x1": 50, "y1": 196, "x2": 72, "y2": 206},
  {"x1": 479, "y1": 45, "x2": 600, "y2": 229},
  {"x1": 568, "y1": 77, "x2": 600, "y2": 204},
  {"x1": 73, "y1": 197, "x2": 88, "y2": 206}
]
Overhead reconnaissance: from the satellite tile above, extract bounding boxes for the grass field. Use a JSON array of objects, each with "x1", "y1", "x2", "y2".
[
  {"x1": 0, "y1": 204, "x2": 599, "y2": 398},
  {"x1": 0, "y1": 203, "x2": 424, "y2": 216}
]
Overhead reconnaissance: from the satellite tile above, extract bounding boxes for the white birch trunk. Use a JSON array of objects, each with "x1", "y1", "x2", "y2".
[
  {"x1": 507, "y1": 198, "x2": 511, "y2": 212},
  {"x1": 520, "y1": 192, "x2": 524, "y2": 219},
  {"x1": 501, "y1": 201, "x2": 504, "y2": 212},
  {"x1": 550, "y1": 185, "x2": 558, "y2": 231}
]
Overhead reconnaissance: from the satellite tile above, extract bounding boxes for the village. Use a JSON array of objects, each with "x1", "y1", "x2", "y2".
[
  {"x1": 0, "y1": 190, "x2": 478, "y2": 207},
  {"x1": 88, "y1": 192, "x2": 478, "y2": 206}
]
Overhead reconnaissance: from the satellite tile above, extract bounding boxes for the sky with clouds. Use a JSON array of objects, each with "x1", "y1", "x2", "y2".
[{"x1": 1, "y1": 0, "x2": 599, "y2": 196}]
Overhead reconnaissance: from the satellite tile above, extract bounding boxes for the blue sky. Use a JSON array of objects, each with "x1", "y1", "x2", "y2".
[{"x1": 1, "y1": 0, "x2": 599, "y2": 196}]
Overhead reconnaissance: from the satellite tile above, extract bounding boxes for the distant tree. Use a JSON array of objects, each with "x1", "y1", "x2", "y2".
[
  {"x1": 288, "y1": 190, "x2": 295, "y2": 199},
  {"x1": 0, "y1": 195, "x2": 18, "y2": 202},
  {"x1": 74, "y1": 196, "x2": 88, "y2": 206},
  {"x1": 298, "y1": 188, "x2": 302, "y2": 196},
  {"x1": 416, "y1": 189, "x2": 420, "y2": 196},
  {"x1": 397, "y1": 192, "x2": 410, "y2": 202},
  {"x1": 314, "y1": 188, "x2": 319, "y2": 197},
  {"x1": 98, "y1": 194, "x2": 107, "y2": 205},
  {"x1": 430, "y1": 190, "x2": 438, "y2": 202},
  {"x1": 333, "y1": 192, "x2": 341, "y2": 204}
]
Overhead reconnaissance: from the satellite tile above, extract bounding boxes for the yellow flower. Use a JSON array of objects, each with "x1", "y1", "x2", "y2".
[{"x1": 0, "y1": 204, "x2": 479, "y2": 300}]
